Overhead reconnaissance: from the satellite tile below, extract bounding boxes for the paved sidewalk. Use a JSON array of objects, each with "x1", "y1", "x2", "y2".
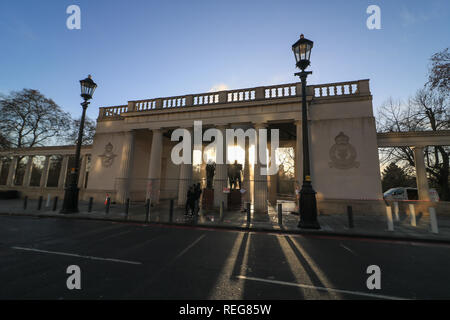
[{"x1": 1, "y1": 198, "x2": 450, "y2": 242}]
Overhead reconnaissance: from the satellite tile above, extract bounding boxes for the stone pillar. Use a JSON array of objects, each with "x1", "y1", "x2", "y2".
[
  {"x1": 253, "y1": 123, "x2": 268, "y2": 213},
  {"x1": 6, "y1": 156, "x2": 18, "y2": 187},
  {"x1": 116, "y1": 131, "x2": 135, "y2": 203},
  {"x1": 185, "y1": 95, "x2": 194, "y2": 107},
  {"x1": 178, "y1": 128, "x2": 193, "y2": 206},
  {"x1": 147, "y1": 129, "x2": 163, "y2": 204},
  {"x1": 78, "y1": 155, "x2": 88, "y2": 189},
  {"x1": 23, "y1": 156, "x2": 33, "y2": 187},
  {"x1": 40, "y1": 155, "x2": 50, "y2": 188},
  {"x1": 200, "y1": 160, "x2": 207, "y2": 189},
  {"x1": 413, "y1": 146, "x2": 431, "y2": 201},
  {"x1": 58, "y1": 155, "x2": 69, "y2": 189},
  {"x1": 214, "y1": 125, "x2": 228, "y2": 208},
  {"x1": 267, "y1": 139, "x2": 278, "y2": 205}
]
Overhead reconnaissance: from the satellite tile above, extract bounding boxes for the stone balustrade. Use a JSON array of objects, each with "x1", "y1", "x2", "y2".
[
  {"x1": 264, "y1": 84, "x2": 297, "y2": 99},
  {"x1": 99, "y1": 105, "x2": 128, "y2": 118},
  {"x1": 312, "y1": 80, "x2": 369, "y2": 98},
  {"x1": 98, "y1": 79, "x2": 370, "y2": 120}
]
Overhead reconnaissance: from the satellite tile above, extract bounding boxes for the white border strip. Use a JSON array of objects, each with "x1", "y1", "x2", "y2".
[
  {"x1": 236, "y1": 275, "x2": 408, "y2": 300},
  {"x1": 11, "y1": 246, "x2": 142, "y2": 265}
]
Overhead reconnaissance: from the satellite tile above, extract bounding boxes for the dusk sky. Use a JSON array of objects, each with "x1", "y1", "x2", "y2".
[{"x1": 0, "y1": 0, "x2": 449, "y2": 121}]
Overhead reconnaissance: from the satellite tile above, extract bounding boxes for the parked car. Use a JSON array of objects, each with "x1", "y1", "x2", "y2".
[{"x1": 383, "y1": 187, "x2": 440, "y2": 202}]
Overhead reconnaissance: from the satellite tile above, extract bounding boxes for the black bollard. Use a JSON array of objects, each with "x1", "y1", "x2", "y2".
[
  {"x1": 52, "y1": 196, "x2": 58, "y2": 211},
  {"x1": 23, "y1": 196, "x2": 28, "y2": 210},
  {"x1": 246, "y1": 202, "x2": 251, "y2": 226},
  {"x1": 145, "y1": 199, "x2": 150, "y2": 223},
  {"x1": 169, "y1": 199, "x2": 174, "y2": 223},
  {"x1": 277, "y1": 203, "x2": 283, "y2": 226},
  {"x1": 37, "y1": 196, "x2": 43, "y2": 211},
  {"x1": 125, "y1": 198, "x2": 130, "y2": 220},
  {"x1": 88, "y1": 197, "x2": 93, "y2": 212},
  {"x1": 347, "y1": 206, "x2": 354, "y2": 229},
  {"x1": 105, "y1": 197, "x2": 111, "y2": 214},
  {"x1": 220, "y1": 201, "x2": 224, "y2": 222}
]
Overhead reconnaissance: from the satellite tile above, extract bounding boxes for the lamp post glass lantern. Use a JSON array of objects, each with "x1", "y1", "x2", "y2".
[
  {"x1": 292, "y1": 34, "x2": 313, "y2": 71},
  {"x1": 80, "y1": 75, "x2": 97, "y2": 100},
  {"x1": 292, "y1": 35, "x2": 320, "y2": 229},
  {"x1": 61, "y1": 75, "x2": 97, "y2": 213}
]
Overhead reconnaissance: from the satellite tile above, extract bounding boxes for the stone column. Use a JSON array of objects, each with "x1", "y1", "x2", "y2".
[
  {"x1": 253, "y1": 123, "x2": 268, "y2": 214},
  {"x1": 40, "y1": 155, "x2": 50, "y2": 188},
  {"x1": 200, "y1": 160, "x2": 207, "y2": 189},
  {"x1": 23, "y1": 156, "x2": 33, "y2": 187},
  {"x1": 58, "y1": 155, "x2": 69, "y2": 189},
  {"x1": 178, "y1": 128, "x2": 193, "y2": 206},
  {"x1": 267, "y1": 140, "x2": 277, "y2": 205},
  {"x1": 413, "y1": 146, "x2": 431, "y2": 201},
  {"x1": 78, "y1": 155, "x2": 88, "y2": 189},
  {"x1": 214, "y1": 125, "x2": 228, "y2": 208},
  {"x1": 116, "y1": 131, "x2": 135, "y2": 203},
  {"x1": 147, "y1": 129, "x2": 163, "y2": 204},
  {"x1": 6, "y1": 156, "x2": 18, "y2": 187}
]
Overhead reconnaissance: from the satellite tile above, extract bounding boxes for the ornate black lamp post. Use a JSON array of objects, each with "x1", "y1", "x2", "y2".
[
  {"x1": 61, "y1": 75, "x2": 97, "y2": 213},
  {"x1": 292, "y1": 35, "x2": 320, "y2": 229}
]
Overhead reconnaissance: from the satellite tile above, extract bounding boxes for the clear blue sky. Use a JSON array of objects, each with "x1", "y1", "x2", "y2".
[{"x1": 0, "y1": 0, "x2": 448, "y2": 121}]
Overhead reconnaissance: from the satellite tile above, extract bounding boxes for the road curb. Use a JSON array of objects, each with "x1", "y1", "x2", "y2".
[{"x1": 1, "y1": 211, "x2": 449, "y2": 245}]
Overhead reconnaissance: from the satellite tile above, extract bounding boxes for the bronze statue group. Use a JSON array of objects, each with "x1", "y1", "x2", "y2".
[
  {"x1": 228, "y1": 160, "x2": 242, "y2": 190},
  {"x1": 185, "y1": 160, "x2": 243, "y2": 217},
  {"x1": 206, "y1": 160, "x2": 243, "y2": 190}
]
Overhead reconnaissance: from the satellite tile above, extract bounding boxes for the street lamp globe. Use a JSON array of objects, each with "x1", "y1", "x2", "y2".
[
  {"x1": 292, "y1": 34, "x2": 313, "y2": 71},
  {"x1": 80, "y1": 75, "x2": 97, "y2": 101}
]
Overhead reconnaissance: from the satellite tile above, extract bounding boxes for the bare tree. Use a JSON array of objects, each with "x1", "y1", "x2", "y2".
[
  {"x1": 377, "y1": 88, "x2": 450, "y2": 200},
  {"x1": 428, "y1": 48, "x2": 450, "y2": 95},
  {"x1": 276, "y1": 147, "x2": 295, "y2": 178},
  {"x1": 0, "y1": 89, "x2": 72, "y2": 148},
  {"x1": 66, "y1": 116, "x2": 96, "y2": 145}
]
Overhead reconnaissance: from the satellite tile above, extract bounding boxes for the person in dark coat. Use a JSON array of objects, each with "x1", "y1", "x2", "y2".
[
  {"x1": 194, "y1": 183, "x2": 202, "y2": 215},
  {"x1": 185, "y1": 185, "x2": 196, "y2": 216}
]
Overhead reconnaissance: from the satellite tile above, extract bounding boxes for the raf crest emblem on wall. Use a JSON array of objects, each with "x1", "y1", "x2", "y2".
[
  {"x1": 99, "y1": 142, "x2": 117, "y2": 168},
  {"x1": 329, "y1": 132, "x2": 359, "y2": 170}
]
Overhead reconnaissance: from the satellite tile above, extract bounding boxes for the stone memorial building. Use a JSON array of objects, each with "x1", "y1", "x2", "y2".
[{"x1": 1, "y1": 79, "x2": 392, "y2": 214}]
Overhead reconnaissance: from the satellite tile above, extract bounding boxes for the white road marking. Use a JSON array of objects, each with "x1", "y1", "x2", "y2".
[
  {"x1": 236, "y1": 275, "x2": 408, "y2": 300},
  {"x1": 11, "y1": 246, "x2": 142, "y2": 265},
  {"x1": 171, "y1": 234, "x2": 206, "y2": 263},
  {"x1": 340, "y1": 243, "x2": 357, "y2": 256}
]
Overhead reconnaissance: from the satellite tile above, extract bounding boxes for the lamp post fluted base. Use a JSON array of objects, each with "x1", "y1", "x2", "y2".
[
  {"x1": 60, "y1": 182, "x2": 80, "y2": 214},
  {"x1": 298, "y1": 182, "x2": 320, "y2": 229}
]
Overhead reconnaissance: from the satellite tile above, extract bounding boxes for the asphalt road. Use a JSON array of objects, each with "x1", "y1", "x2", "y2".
[{"x1": 0, "y1": 215, "x2": 449, "y2": 300}]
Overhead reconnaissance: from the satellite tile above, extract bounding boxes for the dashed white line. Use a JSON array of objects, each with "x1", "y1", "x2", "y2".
[
  {"x1": 11, "y1": 246, "x2": 142, "y2": 265},
  {"x1": 236, "y1": 275, "x2": 408, "y2": 300},
  {"x1": 170, "y1": 234, "x2": 206, "y2": 263},
  {"x1": 340, "y1": 243, "x2": 357, "y2": 256}
]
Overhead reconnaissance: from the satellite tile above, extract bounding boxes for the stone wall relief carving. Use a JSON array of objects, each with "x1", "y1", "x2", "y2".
[
  {"x1": 329, "y1": 132, "x2": 359, "y2": 169},
  {"x1": 99, "y1": 142, "x2": 117, "y2": 168}
]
